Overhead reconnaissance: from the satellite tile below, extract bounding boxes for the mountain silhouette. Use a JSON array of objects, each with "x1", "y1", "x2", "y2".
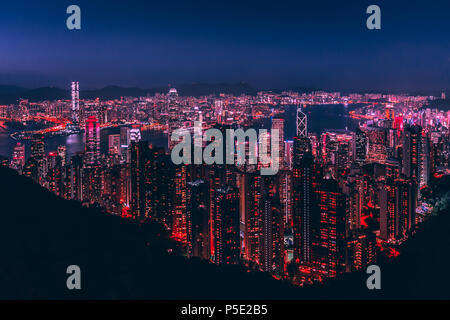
[
  {"x1": 1, "y1": 166, "x2": 450, "y2": 299},
  {"x1": 0, "y1": 83, "x2": 258, "y2": 104}
]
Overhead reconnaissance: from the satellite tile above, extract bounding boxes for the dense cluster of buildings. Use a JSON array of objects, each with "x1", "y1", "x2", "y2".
[{"x1": 1, "y1": 82, "x2": 449, "y2": 285}]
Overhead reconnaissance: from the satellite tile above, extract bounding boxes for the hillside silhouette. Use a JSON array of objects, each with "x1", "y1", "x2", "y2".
[
  {"x1": 1, "y1": 166, "x2": 450, "y2": 299},
  {"x1": 0, "y1": 83, "x2": 258, "y2": 104},
  {"x1": 0, "y1": 167, "x2": 298, "y2": 299}
]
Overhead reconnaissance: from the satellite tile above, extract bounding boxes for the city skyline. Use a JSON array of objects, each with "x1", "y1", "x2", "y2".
[
  {"x1": 2, "y1": 0, "x2": 450, "y2": 304},
  {"x1": 2, "y1": 81, "x2": 449, "y2": 289}
]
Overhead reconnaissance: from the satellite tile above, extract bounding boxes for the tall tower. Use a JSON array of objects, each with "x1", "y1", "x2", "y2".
[
  {"x1": 315, "y1": 178, "x2": 346, "y2": 278},
  {"x1": 293, "y1": 152, "x2": 316, "y2": 264},
  {"x1": 167, "y1": 88, "x2": 180, "y2": 150},
  {"x1": 186, "y1": 180, "x2": 210, "y2": 259},
  {"x1": 293, "y1": 105, "x2": 310, "y2": 165},
  {"x1": 243, "y1": 172, "x2": 262, "y2": 264},
  {"x1": 402, "y1": 124, "x2": 422, "y2": 181},
  {"x1": 296, "y1": 105, "x2": 307, "y2": 137},
  {"x1": 260, "y1": 178, "x2": 284, "y2": 275},
  {"x1": 129, "y1": 141, "x2": 147, "y2": 220},
  {"x1": 120, "y1": 126, "x2": 130, "y2": 163},
  {"x1": 214, "y1": 99, "x2": 224, "y2": 124},
  {"x1": 71, "y1": 81, "x2": 80, "y2": 126},
  {"x1": 213, "y1": 185, "x2": 240, "y2": 265},
  {"x1": 172, "y1": 164, "x2": 188, "y2": 243}
]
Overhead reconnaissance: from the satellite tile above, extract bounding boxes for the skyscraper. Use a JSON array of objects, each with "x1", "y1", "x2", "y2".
[
  {"x1": 71, "y1": 81, "x2": 80, "y2": 126},
  {"x1": 31, "y1": 135, "x2": 45, "y2": 160},
  {"x1": 293, "y1": 152, "x2": 317, "y2": 264},
  {"x1": 130, "y1": 127, "x2": 141, "y2": 143},
  {"x1": 352, "y1": 128, "x2": 367, "y2": 165},
  {"x1": 129, "y1": 141, "x2": 147, "y2": 220},
  {"x1": 30, "y1": 134, "x2": 45, "y2": 179},
  {"x1": 296, "y1": 105, "x2": 307, "y2": 138},
  {"x1": 214, "y1": 99, "x2": 224, "y2": 124},
  {"x1": 402, "y1": 124, "x2": 422, "y2": 181},
  {"x1": 11, "y1": 142, "x2": 25, "y2": 171},
  {"x1": 315, "y1": 178, "x2": 346, "y2": 278},
  {"x1": 272, "y1": 118, "x2": 285, "y2": 170},
  {"x1": 293, "y1": 106, "x2": 311, "y2": 165},
  {"x1": 167, "y1": 88, "x2": 180, "y2": 150},
  {"x1": 260, "y1": 179, "x2": 284, "y2": 275},
  {"x1": 213, "y1": 185, "x2": 240, "y2": 265},
  {"x1": 57, "y1": 145, "x2": 67, "y2": 167},
  {"x1": 242, "y1": 171, "x2": 262, "y2": 264},
  {"x1": 120, "y1": 126, "x2": 131, "y2": 163},
  {"x1": 186, "y1": 179, "x2": 210, "y2": 259},
  {"x1": 172, "y1": 164, "x2": 188, "y2": 243},
  {"x1": 85, "y1": 116, "x2": 100, "y2": 167},
  {"x1": 380, "y1": 175, "x2": 417, "y2": 241},
  {"x1": 108, "y1": 134, "x2": 121, "y2": 155}
]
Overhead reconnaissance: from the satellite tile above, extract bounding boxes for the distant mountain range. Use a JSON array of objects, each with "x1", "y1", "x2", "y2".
[
  {"x1": 0, "y1": 83, "x2": 322, "y2": 104},
  {"x1": 0, "y1": 83, "x2": 258, "y2": 104}
]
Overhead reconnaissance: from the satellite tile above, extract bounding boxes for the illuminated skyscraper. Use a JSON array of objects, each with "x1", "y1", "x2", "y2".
[
  {"x1": 130, "y1": 127, "x2": 141, "y2": 143},
  {"x1": 129, "y1": 141, "x2": 147, "y2": 220},
  {"x1": 420, "y1": 133, "x2": 430, "y2": 188},
  {"x1": 120, "y1": 126, "x2": 130, "y2": 163},
  {"x1": 260, "y1": 178, "x2": 284, "y2": 275},
  {"x1": 272, "y1": 118, "x2": 285, "y2": 169},
  {"x1": 213, "y1": 185, "x2": 240, "y2": 265},
  {"x1": 396, "y1": 177, "x2": 417, "y2": 236},
  {"x1": 315, "y1": 178, "x2": 346, "y2": 278},
  {"x1": 85, "y1": 116, "x2": 100, "y2": 167},
  {"x1": 296, "y1": 105, "x2": 307, "y2": 137},
  {"x1": 186, "y1": 179, "x2": 210, "y2": 259},
  {"x1": 385, "y1": 104, "x2": 395, "y2": 120},
  {"x1": 214, "y1": 99, "x2": 224, "y2": 124},
  {"x1": 242, "y1": 172, "x2": 262, "y2": 264},
  {"x1": 167, "y1": 88, "x2": 179, "y2": 150},
  {"x1": 402, "y1": 125, "x2": 422, "y2": 182},
  {"x1": 172, "y1": 164, "x2": 188, "y2": 243},
  {"x1": 145, "y1": 147, "x2": 174, "y2": 226},
  {"x1": 108, "y1": 134, "x2": 121, "y2": 155},
  {"x1": 11, "y1": 142, "x2": 25, "y2": 171},
  {"x1": 365, "y1": 126, "x2": 388, "y2": 163},
  {"x1": 346, "y1": 231, "x2": 376, "y2": 272},
  {"x1": 293, "y1": 107, "x2": 311, "y2": 165},
  {"x1": 69, "y1": 155, "x2": 83, "y2": 201},
  {"x1": 30, "y1": 134, "x2": 45, "y2": 179},
  {"x1": 57, "y1": 145, "x2": 66, "y2": 167},
  {"x1": 71, "y1": 81, "x2": 80, "y2": 126},
  {"x1": 352, "y1": 128, "x2": 367, "y2": 165},
  {"x1": 379, "y1": 175, "x2": 417, "y2": 241},
  {"x1": 31, "y1": 135, "x2": 45, "y2": 160},
  {"x1": 293, "y1": 152, "x2": 317, "y2": 264}
]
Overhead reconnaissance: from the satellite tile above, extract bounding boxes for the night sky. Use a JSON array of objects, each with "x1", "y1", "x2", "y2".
[{"x1": 0, "y1": 0, "x2": 449, "y2": 92}]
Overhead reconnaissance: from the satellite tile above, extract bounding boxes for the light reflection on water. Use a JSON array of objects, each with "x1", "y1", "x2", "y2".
[
  {"x1": 0, "y1": 125, "x2": 167, "y2": 160},
  {"x1": 0, "y1": 105, "x2": 356, "y2": 160}
]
